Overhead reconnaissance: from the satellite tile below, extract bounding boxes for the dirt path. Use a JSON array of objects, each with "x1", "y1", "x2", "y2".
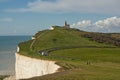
[{"x1": 30, "y1": 31, "x2": 49, "y2": 51}]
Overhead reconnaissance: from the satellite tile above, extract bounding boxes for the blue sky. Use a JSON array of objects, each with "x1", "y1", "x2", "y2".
[{"x1": 0, "y1": 0, "x2": 120, "y2": 35}]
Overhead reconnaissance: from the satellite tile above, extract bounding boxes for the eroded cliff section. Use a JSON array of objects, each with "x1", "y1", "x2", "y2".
[{"x1": 15, "y1": 53, "x2": 60, "y2": 80}]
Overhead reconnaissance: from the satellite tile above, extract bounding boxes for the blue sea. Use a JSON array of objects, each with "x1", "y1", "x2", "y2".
[{"x1": 0, "y1": 36, "x2": 31, "y2": 75}]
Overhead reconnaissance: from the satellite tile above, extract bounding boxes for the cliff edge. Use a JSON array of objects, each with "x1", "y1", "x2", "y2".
[
  {"x1": 15, "y1": 53, "x2": 60, "y2": 80},
  {"x1": 16, "y1": 26, "x2": 120, "y2": 80}
]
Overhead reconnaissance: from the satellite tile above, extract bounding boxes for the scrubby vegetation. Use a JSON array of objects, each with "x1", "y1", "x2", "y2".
[
  {"x1": 0, "y1": 75, "x2": 9, "y2": 80},
  {"x1": 18, "y1": 26, "x2": 120, "y2": 80},
  {"x1": 81, "y1": 33, "x2": 120, "y2": 47}
]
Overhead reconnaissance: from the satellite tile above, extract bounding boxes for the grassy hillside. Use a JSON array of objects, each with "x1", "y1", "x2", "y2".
[
  {"x1": 22, "y1": 48, "x2": 120, "y2": 80},
  {"x1": 18, "y1": 26, "x2": 120, "y2": 80},
  {"x1": 18, "y1": 27, "x2": 116, "y2": 57}
]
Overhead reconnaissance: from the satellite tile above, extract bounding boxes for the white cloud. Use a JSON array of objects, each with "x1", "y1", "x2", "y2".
[
  {"x1": 77, "y1": 20, "x2": 91, "y2": 27},
  {"x1": 70, "y1": 23, "x2": 76, "y2": 28},
  {"x1": 0, "y1": 18, "x2": 13, "y2": 22},
  {"x1": 95, "y1": 17, "x2": 120, "y2": 28},
  {"x1": 5, "y1": 0, "x2": 120, "y2": 15},
  {"x1": 71, "y1": 17, "x2": 120, "y2": 33},
  {"x1": 70, "y1": 20, "x2": 91, "y2": 28}
]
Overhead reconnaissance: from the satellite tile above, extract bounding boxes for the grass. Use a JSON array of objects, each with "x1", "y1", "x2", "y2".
[
  {"x1": 18, "y1": 27, "x2": 116, "y2": 58},
  {"x1": 22, "y1": 48, "x2": 120, "y2": 80},
  {"x1": 49, "y1": 48, "x2": 120, "y2": 63},
  {"x1": 18, "y1": 27, "x2": 120, "y2": 80}
]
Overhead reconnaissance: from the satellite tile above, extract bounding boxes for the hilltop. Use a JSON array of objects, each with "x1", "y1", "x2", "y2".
[
  {"x1": 18, "y1": 26, "x2": 119, "y2": 57},
  {"x1": 18, "y1": 26, "x2": 120, "y2": 80}
]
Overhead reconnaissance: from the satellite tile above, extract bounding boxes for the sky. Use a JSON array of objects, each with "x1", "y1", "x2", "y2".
[{"x1": 0, "y1": 0, "x2": 120, "y2": 35}]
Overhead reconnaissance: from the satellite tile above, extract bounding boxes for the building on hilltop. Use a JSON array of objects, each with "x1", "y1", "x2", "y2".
[
  {"x1": 49, "y1": 26, "x2": 54, "y2": 30},
  {"x1": 64, "y1": 21, "x2": 70, "y2": 28},
  {"x1": 65, "y1": 21, "x2": 67, "y2": 27},
  {"x1": 49, "y1": 21, "x2": 70, "y2": 30}
]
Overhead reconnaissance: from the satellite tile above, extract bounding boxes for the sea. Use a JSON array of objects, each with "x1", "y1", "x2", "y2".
[{"x1": 0, "y1": 36, "x2": 31, "y2": 75}]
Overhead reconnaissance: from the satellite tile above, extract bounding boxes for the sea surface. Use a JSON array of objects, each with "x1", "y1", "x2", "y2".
[{"x1": 0, "y1": 36, "x2": 31, "y2": 75}]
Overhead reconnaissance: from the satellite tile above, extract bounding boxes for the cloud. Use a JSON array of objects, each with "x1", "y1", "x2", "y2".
[
  {"x1": 5, "y1": 0, "x2": 120, "y2": 15},
  {"x1": 95, "y1": 17, "x2": 120, "y2": 28},
  {"x1": 77, "y1": 20, "x2": 91, "y2": 27},
  {"x1": 71, "y1": 20, "x2": 91, "y2": 28},
  {"x1": 0, "y1": 18, "x2": 13, "y2": 22},
  {"x1": 71, "y1": 20, "x2": 91, "y2": 31},
  {"x1": 71, "y1": 17, "x2": 120, "y2": 33}
]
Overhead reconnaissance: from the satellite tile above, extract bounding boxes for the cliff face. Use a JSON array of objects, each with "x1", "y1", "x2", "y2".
[{"x1": 15, "y1": 53, "x2": 60, "y2": 80}]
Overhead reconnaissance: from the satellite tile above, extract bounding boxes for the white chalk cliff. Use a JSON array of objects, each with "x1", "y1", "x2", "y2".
[{"x1": 15, "y1": 53, "x2": 60, "y2": 80}]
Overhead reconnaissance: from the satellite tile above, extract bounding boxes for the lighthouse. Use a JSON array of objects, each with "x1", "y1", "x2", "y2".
[{"x1": 64, "y1": 21, "x2": 70, "y2": 28}]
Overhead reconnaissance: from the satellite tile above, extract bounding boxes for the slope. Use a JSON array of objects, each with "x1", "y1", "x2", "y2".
[
  {"x1": 18, "y1": 26, "x2": 115, "y2": 57},
  {"x1": 18, "y1": 26, "x2": 120, "y2": 80}
]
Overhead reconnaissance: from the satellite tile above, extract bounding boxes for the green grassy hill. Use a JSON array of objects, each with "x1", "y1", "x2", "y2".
[
  {"x1": 18, "y1": 27, "x2": 116, "y2": 57},
  {"x1": 18, "y1": 26, "x2": 120, "y2": 80}
]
